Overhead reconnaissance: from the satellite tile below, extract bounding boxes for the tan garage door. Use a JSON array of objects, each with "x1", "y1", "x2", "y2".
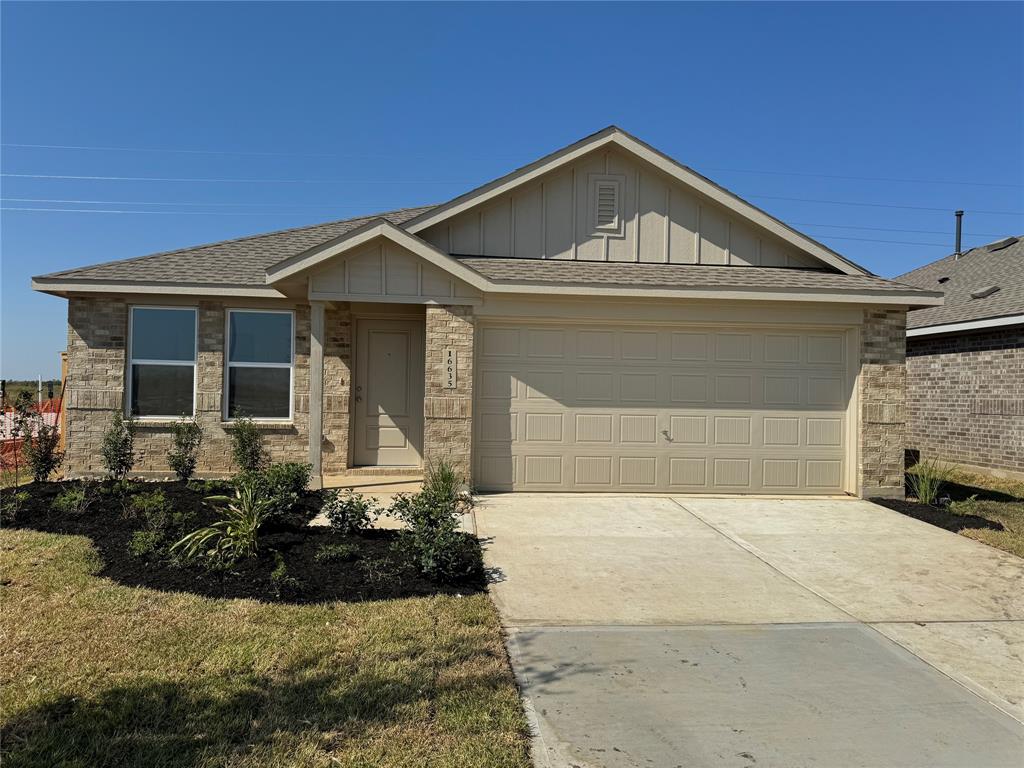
[{"x1": 473, "y1": 322, "x2": 854, "y2": 493}]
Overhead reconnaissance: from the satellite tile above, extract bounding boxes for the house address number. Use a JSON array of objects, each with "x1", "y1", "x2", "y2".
[{"x1": 444, "y1": 348, "x2": 457, "y2": 389}]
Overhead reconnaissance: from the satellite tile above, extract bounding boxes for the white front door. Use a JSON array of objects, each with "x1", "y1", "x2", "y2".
[{"x1": 353, "y1": 319, "x2": 424, "y2": 467}]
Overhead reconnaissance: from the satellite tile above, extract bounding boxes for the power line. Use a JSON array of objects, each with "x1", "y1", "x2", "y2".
[
  {"x1": 705, "y1": 166, "x2": 1021, "y2": 189},
  {"x1": 0, "y1": 206, "x2": 972, "y2": 245},
  {"x1": 1, "y1": 196, "x2": 343, "y2": 208},
  {"x1": 4, "y1": 141, "x2": 1020, "y2": 188},
  {"x1": 790, "y1": 221, "x2": 1002, "y2": 238},
  {"x1": 749, "y1": 194, "x2": 1024, "y2": 217},
  {"x1": 0, "y1": 172, "x2": 468, "y2": 185}
]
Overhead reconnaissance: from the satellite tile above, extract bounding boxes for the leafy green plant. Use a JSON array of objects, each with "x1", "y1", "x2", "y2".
[
  {"x1": 172, "y1": 479, "x2": 272, "y2": 565},
  {"x1": 13, "y1": 396, "x2": 64, "y2": 483},
  {"x1": 269, "y1": 551, "x2": 300, "y2": 598},
  {"x1": 907, "y1": 458, "x2": 954, "y2": 505},
  {"x1": 1, "y1": 490, "x2": 30, "y2": 524},
  {"x1": 314, "y1": 540, "x2": 359, "y2": 564},
  {"x1": 234, "y1": 462, "x2": 311, "y2": 522},
  {"x1": 229, "y1": 416, "x2": 266, "y2": 474},
  {"x1": 322, "y1": 488, "x2": 378, "y2": 535},
  {"x1": 52, "y1": 485, "x2": 94, "y2": 516},
  {"x1": 389, "y1": 461, "x2": 483, "y2": 585},
  {"x1": 128, "y1": 529, "x2": 164, "y2": 559},
  {"x1": 101, "y1": 412, "x2": 136, "y2": 481},
  {"x1": 167, "y1": 417, "x2": 203, "y2": 482},
  {"x1": 127, "y1": 489, "x2": 171, "y2": 529}
]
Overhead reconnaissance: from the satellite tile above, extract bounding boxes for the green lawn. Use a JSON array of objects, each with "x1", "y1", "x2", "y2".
[
  {"x1": 0, "y1": 528, "x2": 531, "y2": 768},
  {"x1": 883, "y1": 467, "x2": 1024, "y2": 559}
]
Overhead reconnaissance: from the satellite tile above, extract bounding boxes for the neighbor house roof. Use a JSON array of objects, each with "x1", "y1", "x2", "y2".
[
  {"x1": 895, "y1": 236, "x2": 1024, "y2": 332},
  {"x1": 454, "y1": 256, "x2": 930, "y2": 298}
]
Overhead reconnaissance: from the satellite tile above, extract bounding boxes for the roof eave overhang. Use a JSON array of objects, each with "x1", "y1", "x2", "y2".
[
  {"x1": 907, "y1": 313, "x2": 1024, "y2": 338},
  {"x1": 463, "y1": 280, "x2": 944, "y2": 305},
  {"x1": 264, "y1": 218, "x2": 492, "y2": 291},
  {"x1": 401, "y1": 127, "x2": 870, "y2": 277},
  {"x1": 31, "y1": 278, "x2": 287, "y2": 299}
]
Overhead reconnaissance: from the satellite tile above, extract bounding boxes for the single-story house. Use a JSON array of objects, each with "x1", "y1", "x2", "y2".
[
  {"x1": 33, "y1": 127, "x2": 942, "y2": 496},
  {"x1": 896, "y1": 236, "x2": 1023, "y2": 478}
]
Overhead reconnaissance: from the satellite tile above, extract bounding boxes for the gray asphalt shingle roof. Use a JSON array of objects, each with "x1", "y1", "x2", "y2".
[
  {"x1": 895, "y1": 236, "x2": 1024, "y2": 328},
  {"x1": 36, "y1": 206, "x2": 436, "y2": 286},
  {"x1": 454, "y1": 256, "x2": 932, "y2": 295}
]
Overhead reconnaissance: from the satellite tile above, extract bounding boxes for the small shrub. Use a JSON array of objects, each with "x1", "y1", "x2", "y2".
[
  {"x1": 167, "y1": 417, "x2": 203, "y2": 482},
  {"x1": 270, "y1": 551, "x2": 300, "y2": 598},
  {"x1": 128, "y1": 529, "x2": 163, "y2": 559},
  {"x1": 52, "y1": 485, "x2": 93, "y2": 516},
  {"x1": 127, "y1": 489, "x2": 171, "y2": 529},
  {"x1": 314, "y1": 540, "x2": 359, "y2": 564},
  {"x1": 389, "y1": 461, "x2": 483, "y2": 586},
  {"x1": 101, "y1": 412, "x2": 136, "y2": 481},
  {"x1": 234, "y1": 462, "x2": 311, "y2": 523},
  {"x1": 230, "y1": 416, "x2": 266, "y2": 474},
  {"x1": 1, "y1": 491, "x2": 30, "y2": 524},
  {"x1": 907, "y1": 458, "x2": 954, "y2": 505},
  {"x1": 20, "y1": 421, "x2": 63, "y2": 483},
  {"x1": 172, "y1": 478, "x2": 272, "y2": 565},
  {"x1": 323, "y1": 489, "x2": 378, "y2": 535}
]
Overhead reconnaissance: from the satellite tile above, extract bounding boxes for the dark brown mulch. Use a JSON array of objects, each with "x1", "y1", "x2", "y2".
[
  {"x1": 5, "y1": 480, "x2": 478, "y2": 604},
  {"x1": 871, "y1": 497, "x2": 1005, "y2": 534}
]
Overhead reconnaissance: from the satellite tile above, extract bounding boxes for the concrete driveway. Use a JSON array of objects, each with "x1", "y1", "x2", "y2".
[{"x1": 476, "y1": 496, "x2": 1024, "y2": 768}]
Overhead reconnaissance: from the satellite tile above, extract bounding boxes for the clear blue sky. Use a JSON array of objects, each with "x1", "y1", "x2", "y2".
[{"x1": 2, "y1": 1, "x2": 1022, "y2": 379}]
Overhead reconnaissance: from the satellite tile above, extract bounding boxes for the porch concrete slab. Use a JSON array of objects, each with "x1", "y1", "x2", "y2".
[
  {"x1": 872, "y1": 620, "x2": 1024, "y2": 722},
  {"x1": 511, "y1": 623, "x2": 1024, "y2": 768},
  {"x1": 477, "y1": 496, "x2": 847, "y2": 626},
  {"x1": 677, "y1": 498, "x2": 1024, "y2": 623}
]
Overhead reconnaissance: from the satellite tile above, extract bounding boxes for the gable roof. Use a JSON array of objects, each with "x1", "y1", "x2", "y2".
[
  {"x1": 33, "y1": 205, "x2": 435, "y2": 289},
  {"x1": 402, "y1": 126, "x2": 870, "y2": 276},
  {"x1": 896, "y1": 236, "x2": 1024, "y2": 330}
]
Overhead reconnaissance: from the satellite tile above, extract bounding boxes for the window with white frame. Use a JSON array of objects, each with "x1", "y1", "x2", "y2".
[
  {"x1": 128, "y1": 306, "x2": 197, "y2": 418},
  {"x1": 225, "y1": 309, "x2": 294, "y2": 420}
]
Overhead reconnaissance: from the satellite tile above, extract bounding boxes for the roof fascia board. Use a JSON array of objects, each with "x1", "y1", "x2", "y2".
[
  {"x1": 31, "y1": 279, "x2": 287, "y2": 298},
  {"x1": 474, "y1": 281, "x2": 942, "y2": 305},
  {"x1": 404, "y1": 127, "x2": 868, "y2": 277},
  {"x1": 265, "y1": 219, "x2": 492, "y2": 291},
  {"x1": 907, "y1": 313, "x2": 1024, "y2": 337}
]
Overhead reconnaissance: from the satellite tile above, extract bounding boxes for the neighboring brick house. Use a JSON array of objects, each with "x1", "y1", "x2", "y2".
[
  {"x1": 896, "y1": 236, "x2": 1024, "y2": 478},
  {"x1": 33, "y1": 127, "x2": 941, "y2": 497}
]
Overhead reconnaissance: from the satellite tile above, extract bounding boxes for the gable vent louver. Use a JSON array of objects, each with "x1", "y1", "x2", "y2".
[{"x1": 596, "y1": 183, "x2": 618, "y2": 227}]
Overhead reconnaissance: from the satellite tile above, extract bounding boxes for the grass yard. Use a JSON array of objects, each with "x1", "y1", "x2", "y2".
[
  {"x1": 0, "y1": 526, "x2": 531, "y2": 767},
  {"x1": 875, "y1": 467, "x2": 1024, "y2": 558}
]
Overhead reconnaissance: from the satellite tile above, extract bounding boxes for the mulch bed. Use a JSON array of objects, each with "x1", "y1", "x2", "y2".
[
  {"x1": 872, "y1": 497, "x2": 1005, "y2": 534},
  {"x1": 6, "y1": 480, "x2": 477, "y2": 604}
]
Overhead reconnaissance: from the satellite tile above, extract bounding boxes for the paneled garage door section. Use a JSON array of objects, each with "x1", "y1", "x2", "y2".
[{"x1": 474, "y1": 323, "x2": 852, "y2": 493}]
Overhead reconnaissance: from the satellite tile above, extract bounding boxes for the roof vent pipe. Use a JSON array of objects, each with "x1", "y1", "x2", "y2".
[{"x1": 955, "y1": 210, "x2": 964, "y2": 259}]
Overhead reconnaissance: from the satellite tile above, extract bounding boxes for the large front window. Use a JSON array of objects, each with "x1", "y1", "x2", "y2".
[
  {"x1": 225, "y1": 310, "x2": 294, "y2": 420},
  {"x1": 128, "y1": 307, "x2": 197, "y2": 417}
]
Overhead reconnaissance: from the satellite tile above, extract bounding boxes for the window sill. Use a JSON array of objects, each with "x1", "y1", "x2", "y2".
[
  {"x1": 133, "y1": 419, "x2": 186, "y2": 429},
  {"x1": 219, "y1": 420, "x2": 295, "y2": 431}
]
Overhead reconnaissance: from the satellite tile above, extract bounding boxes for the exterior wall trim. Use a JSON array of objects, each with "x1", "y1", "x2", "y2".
[{"x1": 907, "y1": 313, "x2": 1024, "y2": 337}]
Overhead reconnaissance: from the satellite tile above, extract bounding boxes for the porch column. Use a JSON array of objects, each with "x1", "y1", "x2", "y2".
[
  {"x1": 308, "y1": 300, "x2": 326, "y2": 489},
  {"x1": 423, "y1": 304, "x2": 475, "y2": 483}
]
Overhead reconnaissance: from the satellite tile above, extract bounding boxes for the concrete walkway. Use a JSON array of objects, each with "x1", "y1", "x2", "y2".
[{"x1": 476, "y1": 496, "x2": 1024, "y2": 768}]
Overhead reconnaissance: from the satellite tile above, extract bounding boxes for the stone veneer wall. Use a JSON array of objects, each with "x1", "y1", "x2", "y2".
[
  {"x1": 422, "y1": 305, "x2": 474, "y2": 481},
  {"x1": 858, "y1": 308, "x2": 907, "y2": 498},
  {"x1": 321, "y1": 304, "x2": 353, "y2": 474},
  {"x1": 906, "y1": 326, "x2": 1024, "y2": 475},
  {"x1": 64, "y1": 296, "x2": 316, "y2": 477}
]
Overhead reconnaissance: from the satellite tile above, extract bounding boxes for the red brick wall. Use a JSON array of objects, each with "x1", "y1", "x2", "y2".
[{"x1": 906, "y1": 326, "x2": 1024, "y2": 474}]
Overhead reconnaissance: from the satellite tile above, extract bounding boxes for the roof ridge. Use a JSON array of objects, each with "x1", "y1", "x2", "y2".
[{"x1": 41, "y1": 204, "x2": 439, "y2": 279}]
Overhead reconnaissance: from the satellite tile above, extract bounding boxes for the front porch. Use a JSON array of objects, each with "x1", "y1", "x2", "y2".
[{"x1": 307, "y1": 300, "x2": 476, "y2": 489}]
